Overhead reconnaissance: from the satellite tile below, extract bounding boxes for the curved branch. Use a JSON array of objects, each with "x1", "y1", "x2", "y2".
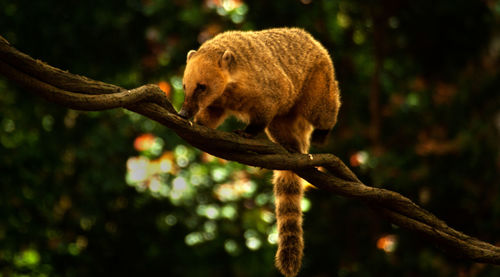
[
  {"x1": 1, "y1": 36, "x2": 499, "y2": 264},
  {"x1": 0, "y1": 60, "x2": 172, "y2": 111}
]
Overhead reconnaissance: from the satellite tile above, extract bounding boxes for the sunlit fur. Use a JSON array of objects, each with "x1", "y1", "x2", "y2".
[{"x1": 181, "y1": 28, "x2": 340, "y2": 277}]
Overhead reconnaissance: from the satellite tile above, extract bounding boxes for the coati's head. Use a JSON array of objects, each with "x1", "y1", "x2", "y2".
[{"x1": 179, "y1": 49, "x2": 234, "y2": 119}]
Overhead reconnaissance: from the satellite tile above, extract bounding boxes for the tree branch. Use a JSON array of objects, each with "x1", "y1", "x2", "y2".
[{"x1": 1, "y1": 36, "x2": 499, "y2": 264}]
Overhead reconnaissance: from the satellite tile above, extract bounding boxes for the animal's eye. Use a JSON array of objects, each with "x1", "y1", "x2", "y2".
[
  {"x1": 196, "y1": 83, "x2": 207, "y2": 92},
  {"x1": 182, "y1": 84, "x2": 186, "y2": 91}
]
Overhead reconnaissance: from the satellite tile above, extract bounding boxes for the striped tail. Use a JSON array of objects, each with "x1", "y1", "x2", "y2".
[{"x1": 273, "y1": 170, "x2": 304, "y2": 277}]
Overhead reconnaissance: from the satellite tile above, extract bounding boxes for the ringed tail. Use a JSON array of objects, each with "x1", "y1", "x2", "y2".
[{"x1": 274, "y1": 170, "x2": 304, "y2": 277}]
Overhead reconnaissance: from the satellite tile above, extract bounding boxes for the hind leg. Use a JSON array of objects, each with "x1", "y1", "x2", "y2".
[
  {"x1": 266, "y1": 114, "x2": 313, "y2": 154},
  {"x1": 299, "y1": 62, "x2": 341, "y2": 133}
]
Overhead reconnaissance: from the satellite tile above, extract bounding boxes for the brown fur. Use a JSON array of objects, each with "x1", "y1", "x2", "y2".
[{"x1": 181, "y1": 28, "x2": 341, "y2": 277}]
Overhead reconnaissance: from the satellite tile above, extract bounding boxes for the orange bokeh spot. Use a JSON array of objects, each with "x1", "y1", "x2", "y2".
[
  {"x1": 349, "y1": 151, "x2": 368, "y2": 167},
  {"x1": 134, "y1": 133, "x2": 156, "y2": 152},
  {"x1": 349, "y1": 154, "x2": 360, "y2": 167},
  {"x1": 158, "y1": 81, "x2": 171, "y2": 97},
  {"x1": 377, "y1": 234, "x2": 397, "y2": 253}
]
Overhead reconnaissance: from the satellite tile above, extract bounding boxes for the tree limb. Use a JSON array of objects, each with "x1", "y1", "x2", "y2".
[{"x1": 1, "y1": 36, "x2": 499, "y2": 264}]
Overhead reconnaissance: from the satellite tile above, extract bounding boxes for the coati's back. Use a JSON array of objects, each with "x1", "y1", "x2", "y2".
[{"x1": 197, "y1": 28, "x2": 333, "y2": 97}]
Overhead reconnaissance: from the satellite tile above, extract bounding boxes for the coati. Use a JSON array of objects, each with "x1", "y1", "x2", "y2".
[{"x1": 180, "y1": 27, "x2": 340, "y2": 277}]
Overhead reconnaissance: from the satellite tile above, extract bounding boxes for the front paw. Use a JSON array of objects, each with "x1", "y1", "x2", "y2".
[{"x1": 233, "y1": 129, "x2": 255, "y2": 138}]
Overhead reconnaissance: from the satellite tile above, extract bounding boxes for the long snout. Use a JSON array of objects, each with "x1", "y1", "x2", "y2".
[{"x1": 178, "y1": 101, "x2": 198, "y2": 119}]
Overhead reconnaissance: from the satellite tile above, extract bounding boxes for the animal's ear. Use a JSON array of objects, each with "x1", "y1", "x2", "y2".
[
  {"x1": 186, "y1": 50, "x2": 197, "y2": 62},
  {"x1": 220, "y1": 49, "x2": 235, "y2": 69}
]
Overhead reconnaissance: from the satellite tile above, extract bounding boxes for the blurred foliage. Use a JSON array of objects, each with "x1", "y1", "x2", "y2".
[{"x1": 1, "y1": 0, "x2": 500, "y2": 276}]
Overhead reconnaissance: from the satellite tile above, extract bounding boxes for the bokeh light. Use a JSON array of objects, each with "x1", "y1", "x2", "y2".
[{"x1": 377, "y1": 234, "x2": 398, "y2": 253}]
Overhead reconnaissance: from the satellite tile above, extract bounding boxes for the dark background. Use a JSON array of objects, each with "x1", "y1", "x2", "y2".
[{"x1": 1, "y1": 0, "x2": 499, "y2": 276}]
